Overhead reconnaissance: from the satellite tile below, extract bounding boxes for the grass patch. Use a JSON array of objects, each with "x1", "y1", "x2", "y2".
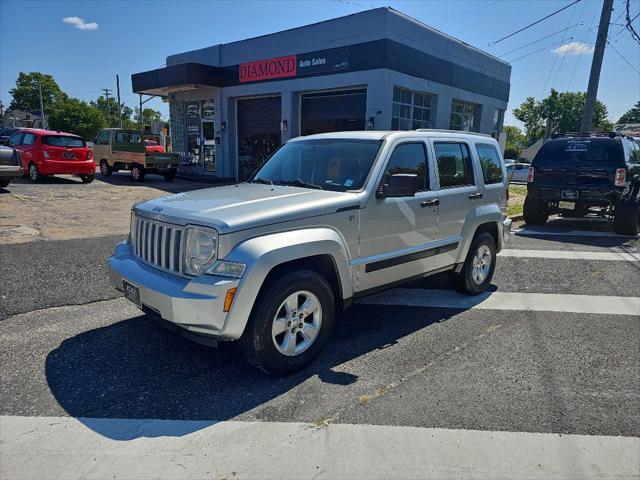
[
  {"x1": 507, "y1": 202, "x2": 523, "y2": 217},
  {"x1": 509, "y1": 184, "x2": 528, "y2": 196}
]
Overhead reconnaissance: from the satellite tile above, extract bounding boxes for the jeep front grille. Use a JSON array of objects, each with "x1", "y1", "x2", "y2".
[{"x1": 131, "y1": 215, "x2": 183, "y2": 273}]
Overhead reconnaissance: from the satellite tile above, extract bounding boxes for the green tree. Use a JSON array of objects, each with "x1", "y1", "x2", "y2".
[
  {"x1": 48, "y1": 97, "x2": 106, "y2": 140},
  {"x1": 513, "y1": 90, "x2": 613, "y2": 142},
  {"x1": 503, "y1": 125, "x2": 527, "y2": 159},
  {"x1": 617, "y1": 101, "x2": 640, "y2": 124},
  {"x1": 512, "y1": 97, "x2": 544, "y2": 144},
  {"x1": 90, "y1": 96, "x2": 135, "y2": 127},
  {"x1": 134, "y1": 107, "x2": 164, "y2": 126},
  {"x1": 8, "y1": 72, "x2": 66, "y2": 113}
]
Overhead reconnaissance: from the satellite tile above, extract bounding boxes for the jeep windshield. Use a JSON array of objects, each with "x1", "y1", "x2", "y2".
[{"x1": 250, "y1": 138, "x2": 382, "y2": 191}]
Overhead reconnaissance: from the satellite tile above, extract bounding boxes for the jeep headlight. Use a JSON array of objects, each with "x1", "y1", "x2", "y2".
[{"x1": 183, "y1": 226, "x2": 218, "y2": 276}]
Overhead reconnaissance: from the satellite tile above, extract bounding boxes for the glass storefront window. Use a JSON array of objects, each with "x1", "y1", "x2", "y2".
[
  {"x1": 449, "y1": 99, "x2": 481, "y2": 132},
  {"x1": 392, "y1": 87, "x2": 436, "y2": 130}
]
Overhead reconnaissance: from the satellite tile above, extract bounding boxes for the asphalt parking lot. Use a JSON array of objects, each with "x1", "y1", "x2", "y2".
[{"x1": 1, "y1": 177, "x2": 639, "y2": 479}]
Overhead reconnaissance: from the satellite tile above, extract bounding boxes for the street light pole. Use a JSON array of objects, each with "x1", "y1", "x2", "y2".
[
  {"x1": 38, "y1": 82, "x2": 47, "y2": 129},
  {"x1": 580, "y1": 0, "x2": 614, "y2": 132}
]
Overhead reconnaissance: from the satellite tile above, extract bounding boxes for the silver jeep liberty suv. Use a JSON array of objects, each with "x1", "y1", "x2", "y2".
[{"x1": 109, "y1": 130, "x2": 511, "y2": 374}]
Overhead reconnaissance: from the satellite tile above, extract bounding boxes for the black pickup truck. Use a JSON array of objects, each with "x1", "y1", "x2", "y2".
[{"x1": 524, "y1": 133, "x2": 640, "y2": 235}]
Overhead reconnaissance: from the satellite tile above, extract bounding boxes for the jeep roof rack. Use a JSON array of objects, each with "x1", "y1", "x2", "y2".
[
  {"x1": 415, "y1": 129, "x2": 492, "y2": 137},
  {"x1": 550, "y1": 131, "x2": 621, "y2": 139}
]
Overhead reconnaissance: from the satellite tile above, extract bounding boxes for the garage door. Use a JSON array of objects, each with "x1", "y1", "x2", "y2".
[
  {"x1": 301, "y1": 89, "x2": 367, "y2": 136},
  {"x1": 237, "y1": 96, "x2": 281, "y2": 181}
]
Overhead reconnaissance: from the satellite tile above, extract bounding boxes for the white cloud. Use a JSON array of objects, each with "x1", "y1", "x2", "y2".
[
  {"x1": 552, "y1": 41, "x2": 594, "y2": 56},
  {"x1": 62, "y1": 16, "x2": 99, "y2": 31}
]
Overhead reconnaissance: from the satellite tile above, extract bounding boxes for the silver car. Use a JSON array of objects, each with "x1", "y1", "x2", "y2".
[{"x1": 109, "y1": 130, "x2": 511, "y2": 374}]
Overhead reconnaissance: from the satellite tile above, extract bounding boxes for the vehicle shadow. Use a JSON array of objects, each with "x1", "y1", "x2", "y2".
[
  {"x1": 11, "y1": 175, "x2": 84, "y2": 185},
  {"x1": 44, "y1": 303, "x2": 456, "y2": 441}
]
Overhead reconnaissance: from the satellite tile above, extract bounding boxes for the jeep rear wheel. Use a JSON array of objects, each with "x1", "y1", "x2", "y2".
[
  {"x1": 451, "y1": 232, "x2": 497, "y2": 295},
  {"x1": 523, "y1": 196, "x2": 549, "y2": 225},
  {"x1": 239, "y1": 269, "x2": 335, "y2": 375},
  {"x1": 614, "y1": 202, "x2": 640, "y2": 236}
]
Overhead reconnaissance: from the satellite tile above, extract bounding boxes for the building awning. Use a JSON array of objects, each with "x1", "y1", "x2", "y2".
[{"x1": 131, "y1": 63, "x2": 232, "y2": 96}]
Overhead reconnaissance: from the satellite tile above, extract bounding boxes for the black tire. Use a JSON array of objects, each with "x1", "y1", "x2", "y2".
[
  {"x1": 450, "y1": 232, "x2": 497, "y2": 296},
  {"x1": 239, "y1": 269, "x2": 335, "y2": 375},
  {"x1": 99, "y1": 160, "x2": 112, "y2": 177},
  {"x1": 523, "y1": 196, "x2": 549, "y2": 225},
  {"x1": 131, "y1": 164, "x2": 145, "y2": 182},
  {"x1": 163, "y1": 170, "x2": 177, "y2": 182},
  {"x1": 0, "y1": 179, "x2": 10, "y2": 188},
  {"x1": 614, "y1": 202, "x2": 640, "y2": 236},
  {"x1": 28, "y1": 163, "x2": 41, "y2": 183},
  {"x1": 80, "y1": 174, "x2": 95, "y2": 184}
]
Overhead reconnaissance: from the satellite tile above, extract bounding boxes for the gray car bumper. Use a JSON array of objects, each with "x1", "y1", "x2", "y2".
[{"x1": 108, "y1": 242, "x2": 240, "y2": 338}]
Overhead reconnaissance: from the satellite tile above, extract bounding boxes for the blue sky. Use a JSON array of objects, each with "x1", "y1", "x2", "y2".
[{"x1": 1, "y1": 0, "x2": 638, "y2": 128}]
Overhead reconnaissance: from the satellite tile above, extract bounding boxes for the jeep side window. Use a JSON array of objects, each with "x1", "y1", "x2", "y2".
[
  {"x1": 382, "y1": 142, "x2": 429, "y2": 191},
  {"x1": 475, "y1": 143, "x2": 503, "y2": 184},
  {"x1": 434, "y1": 142, "x2": 475, "y2": 188}
]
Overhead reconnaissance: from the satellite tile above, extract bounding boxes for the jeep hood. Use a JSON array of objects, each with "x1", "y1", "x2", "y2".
[{"x1": 134, "y1": 183, "x2": 360, "y2": 234}]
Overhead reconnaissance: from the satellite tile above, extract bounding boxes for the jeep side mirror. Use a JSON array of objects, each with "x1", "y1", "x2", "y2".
[{"x1": 379, "y1": 174, "x2": 419, "y2": 197}]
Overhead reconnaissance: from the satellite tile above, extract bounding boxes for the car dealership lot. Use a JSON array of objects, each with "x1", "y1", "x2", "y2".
[{"x1": 1, "y1": 180, "x2": 639, "y2": 479}]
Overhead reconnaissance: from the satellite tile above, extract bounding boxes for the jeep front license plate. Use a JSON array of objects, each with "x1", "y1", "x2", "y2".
[
  {"x1": 123, "y1": 280, "x2": 142, "y2": 307},
  {"x1": 559, "y1": 201, "x2": 575, "y2": 210}
]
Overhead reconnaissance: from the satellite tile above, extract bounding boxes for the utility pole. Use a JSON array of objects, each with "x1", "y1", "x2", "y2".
[
  {"x1": 38, "y1": 82, "x2": 47, "y2": 129},
  {"x1": 101, "y1": 88, "x2": 112, "y2": 126},
  {"x1": 116, "y1": 75, "x2": 123, "y2": 128},
  {"x1": 139, "y1": 94, "x2": 143, "y2": 132},
  {"x1": 580, "y1": 0, "x2": 614, "y2": 132}
]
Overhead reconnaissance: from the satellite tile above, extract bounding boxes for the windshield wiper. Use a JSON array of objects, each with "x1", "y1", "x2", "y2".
[
  {"x1": 249, "y1": 178, "x2": 274, "y2": 185},
  {"x1": 279, "y1": 179, "x2": 323, "y2": 190}
]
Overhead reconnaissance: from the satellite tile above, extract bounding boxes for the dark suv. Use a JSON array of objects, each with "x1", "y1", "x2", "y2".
[{"x1": 524, "y1": 133, "x2": 640, "y2": 235}]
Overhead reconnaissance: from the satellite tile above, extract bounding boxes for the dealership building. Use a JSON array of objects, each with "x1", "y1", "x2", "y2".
[{"x1": 132, "y1": 7, "x2": 511, "y2": 180}]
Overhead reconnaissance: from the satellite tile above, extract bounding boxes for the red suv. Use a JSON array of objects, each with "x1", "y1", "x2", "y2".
[{"x1": 8, "y1": 129, "x2": 95, "y2": 183}]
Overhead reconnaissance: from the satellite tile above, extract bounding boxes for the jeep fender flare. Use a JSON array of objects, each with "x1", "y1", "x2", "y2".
[
  {"x1": 219, "y1": 227, "x2": 353, "y2": 339},
  {"x1": 455, "y1": 204, "x2": 504, "y2": 264}
]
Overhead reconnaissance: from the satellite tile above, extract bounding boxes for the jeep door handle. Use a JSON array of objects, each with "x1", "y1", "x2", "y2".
[
  {"x1": 421, "y1": 199, "x2": 439, "y2": 207},
  {"x1": 468, "y1": 193, "x2": 483, "y2": 200}
]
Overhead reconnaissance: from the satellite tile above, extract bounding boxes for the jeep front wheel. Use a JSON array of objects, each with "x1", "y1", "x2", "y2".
[
  {"x1": 523, "y1": 196, "x2": 549, "y2": 225},
  {"x1": 451, "y1": 232, "x2": 497, "y2": 295},
  {"x1": 239, "y1": 269, "x2": 335, "y2": 375}
]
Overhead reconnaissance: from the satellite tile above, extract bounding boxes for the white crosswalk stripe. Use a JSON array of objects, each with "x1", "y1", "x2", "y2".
[
  {"x1": 499, "y1": 248, "x2": 640, "y2": 262},
  {"x1": 357, "y1": 288, "x2": 640, "y2": 316},
  {"x1": 1, "y1": 415, "x2": 638, "y2": 480}
]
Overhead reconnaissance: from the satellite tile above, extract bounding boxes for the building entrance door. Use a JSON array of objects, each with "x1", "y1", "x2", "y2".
[{"x1": 237, "y1": 96, "x2": 281, "y2": 182}]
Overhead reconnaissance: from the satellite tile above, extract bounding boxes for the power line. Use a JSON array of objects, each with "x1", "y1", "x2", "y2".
[
  {"x1": 506, "y1": 39, "x2": 569, "y2": 63},
  {"x1": 540, "y1": 0, "x2": 581, "y2": 97},
  {"x1": 626, "y1": 0, "x2": 640, "y2": 43},
  {"x1": 488, "y1": 0, "x2": 582, "y2": 46},
  {"x1": 607, "y1": 39, "x2": 640, "y2": 73},
  {"x1": 568, "y1": 0, "x2": 600, "y2": 88},
  {"x1": 497, "y1": 24, "x2": 580, "y2": 58},
  {"x1": 550, "y1": 0, "x2": 587, "y2": 89}
]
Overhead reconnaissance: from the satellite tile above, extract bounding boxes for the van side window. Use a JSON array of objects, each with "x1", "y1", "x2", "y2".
[
  {"x1": 434, "y1": 142, "x2": 475, "y2": 188},
  {"x1": 96, "y1": 131, "x2": 110, "y2": 145},
  {"x1": 382, "y1": 142, "x2": 429, "y2": 191},
  {"x1": 475, "y1": 143, "x2": 503, "y2": 184},
  {"x1": 115, "y1": 132, "x2": 128, "y2": 143}
]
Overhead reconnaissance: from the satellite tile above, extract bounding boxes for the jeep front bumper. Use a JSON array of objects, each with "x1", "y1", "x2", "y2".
[{"x1": 108, "y1": 242, "x2": 240, "y2": 339}]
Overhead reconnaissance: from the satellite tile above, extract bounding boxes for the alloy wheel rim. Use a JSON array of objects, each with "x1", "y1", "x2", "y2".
[
  {"x1": 271, "y1": 290, "x2": 322, "y2": 357},
  {"x1": 471, "y1": 244, "x2": 492, "y2": 285},
  {"x1": 132, "y1": 167, "x2": 140, "y2": 179},
  {"x1": 29, "y1": 164, "x2": 37, "y2": 181},
  {"x1": 100, "y1": 162, "x2": 108, "y2": 175}
]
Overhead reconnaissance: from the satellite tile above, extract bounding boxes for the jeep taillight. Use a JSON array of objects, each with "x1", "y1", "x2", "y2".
[
  {"x1": 614, "y1": 168, "x2": 626, "y2": 186},
  {"x1": 527, "y1": 166, "x2": 535, "y2": 183}
]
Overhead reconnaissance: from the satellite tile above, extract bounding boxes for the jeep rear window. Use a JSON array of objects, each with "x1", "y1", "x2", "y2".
[
  {"x1": 251, "y1": 139, "x2": 382, "y2": 191},
  {"x1": 43, "y1": 135, "x2": 85, "y2": 148},
  {"x1": 533, "y1": 139, "x2": 621, "y2": 167}
]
